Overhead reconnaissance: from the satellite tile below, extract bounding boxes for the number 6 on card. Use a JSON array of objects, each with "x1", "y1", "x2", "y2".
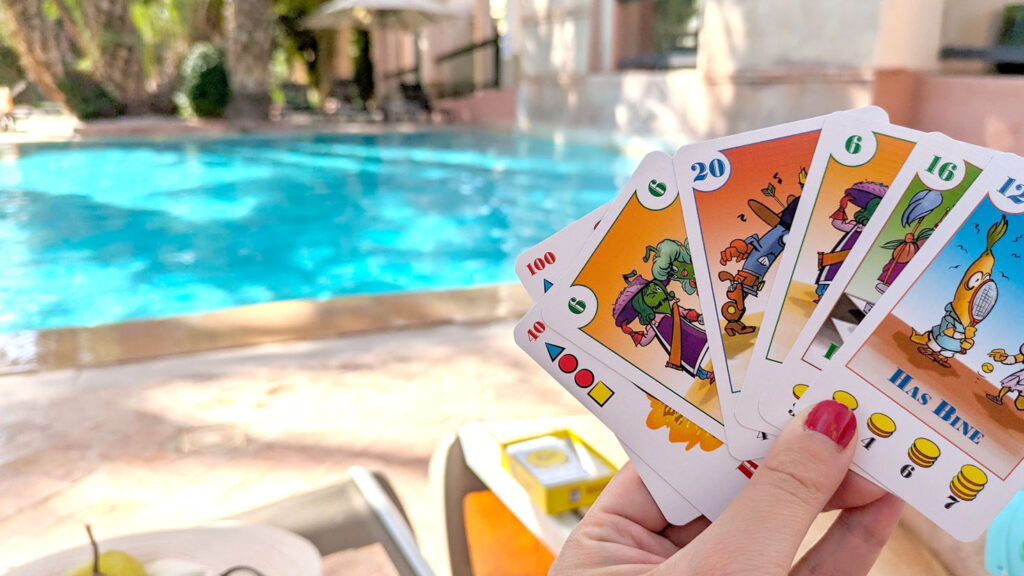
[
  {"x1": 542, "y1": 151, "x2": 724, "y2": 436},
  {"x1": 794, "y1": 152, "x2": 1024, "y2": 542}
]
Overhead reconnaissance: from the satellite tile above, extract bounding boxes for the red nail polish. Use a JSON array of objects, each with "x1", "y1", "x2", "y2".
[{"x1": 804, "y1": 400, "x2": 857, "y2": 448}]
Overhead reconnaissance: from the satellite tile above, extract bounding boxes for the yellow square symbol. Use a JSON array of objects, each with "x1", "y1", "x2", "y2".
[{"x1": 588, "y1": 382, "x2": 613, "y2": 406}]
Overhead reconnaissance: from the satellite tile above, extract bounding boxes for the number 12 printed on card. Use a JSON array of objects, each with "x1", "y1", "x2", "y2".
[{"x1": 794, "y1": 153, "x2": 1024, "y2": 542}]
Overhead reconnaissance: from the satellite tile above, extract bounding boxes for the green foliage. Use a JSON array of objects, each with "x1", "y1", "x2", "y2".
[
  {"x1": 274, "y1": 0, "x2": 322, "y2": 89},
  {"x1": 57, "y1": 71, "x2": 126, "y2": 119},
  {"x1": 653, "y1": 0, "x2": 701, "y2": 53},
  {"x1": 130, "y1": 0, "x2": 186, "y2": 81},
  {"x1": 177, "y1": 42, "x2": 231, "y2": 117},
  {"x1": 130, "y1": 0, "x2": 226, "y2": 82},
  {"x1": 353, "y1": 29, "x2": 374, "y2": 104}
]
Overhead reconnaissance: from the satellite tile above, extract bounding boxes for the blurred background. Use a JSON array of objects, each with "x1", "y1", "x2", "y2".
[{"x1": 1, "y1": 1, "x2": 1023, "y2": 575}]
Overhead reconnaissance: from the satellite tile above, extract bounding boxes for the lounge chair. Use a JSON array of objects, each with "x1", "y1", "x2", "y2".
[
  {"x1": 323, "y1": 79, "x2": 361, "y2": 117},
  {"x1": 381, "y1": 82, "x2": 448, "y2": 123},
  {"x1": 233, "y1": 466, "x2": 434, "y2": 576}
]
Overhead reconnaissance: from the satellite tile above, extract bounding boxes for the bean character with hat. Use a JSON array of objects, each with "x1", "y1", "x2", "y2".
[{"x1": 718, "y1": 168, "x2": 806, "y2": 336}]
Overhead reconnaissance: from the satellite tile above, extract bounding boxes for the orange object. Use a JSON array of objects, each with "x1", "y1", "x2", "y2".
[
  {"x1": 667, "y1": 301, "x2": 683, "y2": 369},
  {"x1": 463, "y1": 490, "x2": 554, "y2": 576}
]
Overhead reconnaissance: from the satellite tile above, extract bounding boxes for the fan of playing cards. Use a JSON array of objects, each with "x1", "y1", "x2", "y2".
[{"x1": 513, "y1": 106, "x2": 1024, "y2": 542}]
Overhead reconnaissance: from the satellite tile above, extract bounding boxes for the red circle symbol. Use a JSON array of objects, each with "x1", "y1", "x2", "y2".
[
  {"x1": 558, "y1": 354, "x2": 578, "y2": 373},
  {"x1": 574, "y1": 369, "x2": 595, "y2": 388}
]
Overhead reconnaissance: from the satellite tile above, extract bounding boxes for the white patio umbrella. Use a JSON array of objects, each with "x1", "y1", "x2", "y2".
[{"x1": 303, "y1": 0, "x2": 467, "y2": 31}]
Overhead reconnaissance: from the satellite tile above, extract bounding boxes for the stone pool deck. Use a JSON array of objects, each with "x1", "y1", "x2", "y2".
[
  {"x1": 0, "y1": 290, "x2": 980, "y2": 575},
  {"x1": 0, "y1": 318, "x2": 590, "y2": 572}
]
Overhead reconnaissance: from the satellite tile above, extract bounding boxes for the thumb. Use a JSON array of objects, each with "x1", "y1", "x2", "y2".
[{"x1": 667, "y1": 400, "x2": 858, "y2": 575}]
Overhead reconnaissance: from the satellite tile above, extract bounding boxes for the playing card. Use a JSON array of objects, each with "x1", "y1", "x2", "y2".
[
  {"x1": 541, "y1": 151, "x2": 723, "y2": 434},
  {"x1": 793, "y1": 152, "x2": 1024, "y2": 542},
  {"x1": 674, "y1": 107, "x2": 888, "y2": 459},
  {"x1": 760, "y1": 134, "x2": 995, "y2": 431},
  {"x1": 515, "y1": 306, "x2": 755, "y2": 519},
  {"x1": 737, "y1": 116, "x2": 922, "y2": 445},
  {"x1": 516, "y1": 205, "x2": 699, "y2": 525},
  {"x1": 624, "y1": 445, "x2": 702, "y2": 525},
  {"x1": 515, "y1": 203, "x2": 607, "y2": 301}
]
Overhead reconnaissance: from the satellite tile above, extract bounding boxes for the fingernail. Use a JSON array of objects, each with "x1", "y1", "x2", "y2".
[{"x1": 804, "y1": 400, "x2": 856, "y2": 448}]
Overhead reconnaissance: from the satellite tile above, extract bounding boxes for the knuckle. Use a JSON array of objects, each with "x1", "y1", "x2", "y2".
[
  {"x1": 834, "y1": 509, "x2": 891, "y2": 551},
  {"x1": 756, "y1": 453, "x2": 835, "y2": 504}
]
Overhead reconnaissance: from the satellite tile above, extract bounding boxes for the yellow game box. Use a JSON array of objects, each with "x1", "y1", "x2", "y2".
[{"x1": 501, "y1": 429, "x2": 616, "y2": 515}]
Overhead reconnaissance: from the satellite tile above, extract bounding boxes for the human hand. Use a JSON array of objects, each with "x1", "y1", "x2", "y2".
[
  {"x1": 720, "y1": 239, "x2": 752, "y2": 265},
  {"x1": 549, "y1": 400, "x2": 904, "y2": 576}
]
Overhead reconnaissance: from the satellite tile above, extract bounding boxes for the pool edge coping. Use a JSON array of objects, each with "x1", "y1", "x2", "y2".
[{"x1": 0, "y1": 284, "x2": 532, "y2": 375}]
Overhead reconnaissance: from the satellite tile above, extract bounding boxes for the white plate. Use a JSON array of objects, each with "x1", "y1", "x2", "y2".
[{"x1": 7, "y1": 523, "x2": 321, "y2": 576}]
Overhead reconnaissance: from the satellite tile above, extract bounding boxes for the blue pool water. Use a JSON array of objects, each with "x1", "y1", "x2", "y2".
[{"x1": 0, "y1": 130, "x2": 639, "y2": 332}]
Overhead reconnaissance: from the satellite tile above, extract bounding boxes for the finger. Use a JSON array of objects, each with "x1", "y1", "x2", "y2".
[
  {"x1": 587, "y1": 462, "x2": 668, "y2": 533},
  {"x1": 663, "y1": 400, "x2": 858, "y2": 574},
  {"x1": 660, "y1": 516, "x2": 711, "y2": 548},
  {"x1": 825, "y1": 470, "x2": 887, "y2": 511},
  {"x1": 791, "y1": 493, "x2": 904, "y2": 576}
]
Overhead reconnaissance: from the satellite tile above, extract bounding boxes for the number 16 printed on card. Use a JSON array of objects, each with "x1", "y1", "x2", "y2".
[{"x1": 795, "y1": 152, "x2": 1024, "y2": 542}]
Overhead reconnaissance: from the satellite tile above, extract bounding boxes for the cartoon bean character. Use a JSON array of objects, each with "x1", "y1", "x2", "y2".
[
  {"x1": 911, "y1": 216, "x2": 1007, "y2": 367},
  {"x1": 986, "y1": 344, "x2": 1024, "y2": 410},
  {"x1": 641, "y1": 238, "x2": 698, "y2": 295}
]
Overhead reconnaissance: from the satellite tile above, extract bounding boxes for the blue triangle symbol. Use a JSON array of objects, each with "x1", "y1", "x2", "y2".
[
  {"x1": 543, "y1": 279, "x2": 554, "y2": 293},
  {"x1": 545, "y1": 343, "x2": 564, "y2": 361}
]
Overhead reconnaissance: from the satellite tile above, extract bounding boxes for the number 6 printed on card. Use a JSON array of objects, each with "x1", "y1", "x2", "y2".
[{"x1": 542, "y1": 151, "x2": 725, "y2": 435}]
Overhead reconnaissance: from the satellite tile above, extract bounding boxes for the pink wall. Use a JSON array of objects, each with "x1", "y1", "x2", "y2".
[
  {"x1": 874, "y1": 70, "x2": 1024, "y2": 155},
  {"x1": 434, "y1": 88, "x2": 516, "y2": 125}
]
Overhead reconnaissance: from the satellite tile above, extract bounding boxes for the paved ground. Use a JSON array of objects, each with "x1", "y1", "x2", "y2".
[
  {"x1": 0, "y1": 318, "x2": 981, "y2": 575},
  {"x1": 0, "y1": 320, "x2": 587, "y2": 572}
]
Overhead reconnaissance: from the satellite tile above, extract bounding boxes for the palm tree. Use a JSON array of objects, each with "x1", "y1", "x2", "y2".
[
  {"x1": 1, "y1": 0, "x2": 147, "y2": 109},
  {"x1": 78, "y1": 0, "x2": 147, "y2": 107},
  {"x1": 223, "y1": 0, "x2": 273, "y2": 119},
  {"x1": 0, "y1": 0, "x2": 69, "y2": 102}
]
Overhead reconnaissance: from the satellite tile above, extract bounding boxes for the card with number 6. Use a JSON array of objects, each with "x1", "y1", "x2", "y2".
[
  {"x1": 794, "y1": 152, "x2": 1024, "y2": 542},
  {"x1": 541, "y1": 151, "x2": 724, "y2": 435}
]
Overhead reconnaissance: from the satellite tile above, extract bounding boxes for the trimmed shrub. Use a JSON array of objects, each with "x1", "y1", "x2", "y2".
[
  {"x1": 57, "y1": 71, "x2": 125, "y2": 120},
  {"x1": 178, "y1": 42, "x2": 231, "y2": 118}
]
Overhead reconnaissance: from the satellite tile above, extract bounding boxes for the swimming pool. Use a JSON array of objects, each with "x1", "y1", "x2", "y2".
[{"x1": 0, "y1": 130, "x2": 639, "y2": 332}]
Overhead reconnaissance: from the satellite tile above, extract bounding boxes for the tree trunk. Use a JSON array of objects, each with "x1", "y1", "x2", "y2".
[
  {"x1": 223, "y1": 0, "x2": 273, "y2": 120},
  {"x1": 78, "y1": 0, "x2": 147, "y2": 110},
  {"x1": 0, "y1": 0, "x2": 68, "y2": 102}
]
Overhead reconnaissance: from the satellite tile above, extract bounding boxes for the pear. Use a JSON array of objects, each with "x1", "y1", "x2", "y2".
[
  {"x1": 63, "y1": 551, "x2": 147, "y2": 576},
  {"x1": 62, "y1": 525, "x2": 147, "y2": 576}
]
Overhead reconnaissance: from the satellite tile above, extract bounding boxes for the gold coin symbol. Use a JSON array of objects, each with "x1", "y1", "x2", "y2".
[
  {"x1": 833, "y1": 390, "x2": 858, "y2": 411},
  {"x1": 867, "y1": 413, "x2": 896, "y2": 438}
]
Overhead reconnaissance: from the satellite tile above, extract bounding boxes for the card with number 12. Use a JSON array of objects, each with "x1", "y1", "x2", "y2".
[
  {"x1": 794, "y1": 152, "x2": 1024, "y2": 542},
  {"x1": 760, "y1": 134, "x2": 995, "y2": 431}
]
